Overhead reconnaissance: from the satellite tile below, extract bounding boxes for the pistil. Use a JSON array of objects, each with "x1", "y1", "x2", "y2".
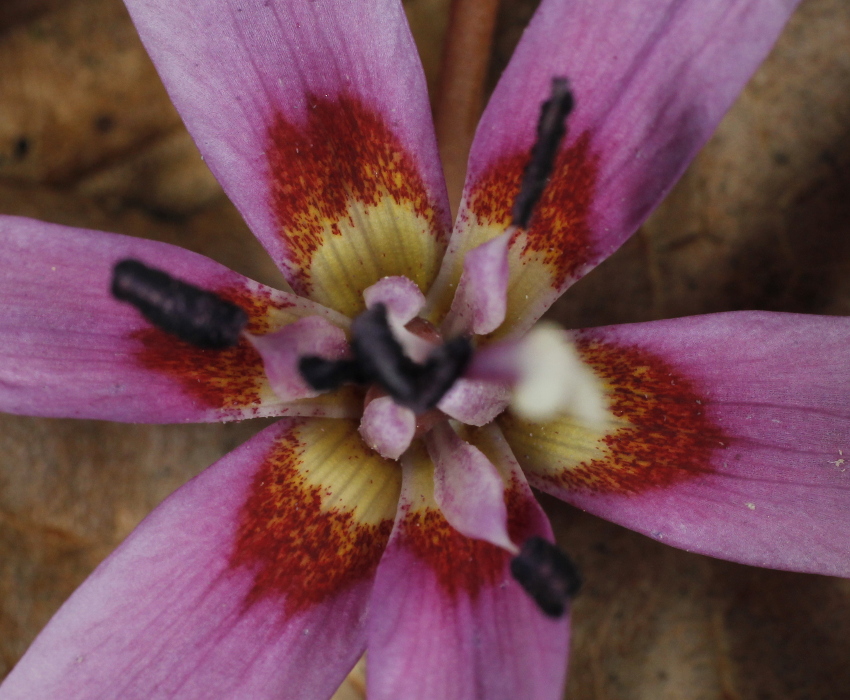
[{"x1": 300, "y1": 304, "x2": 473, "y2": 414}]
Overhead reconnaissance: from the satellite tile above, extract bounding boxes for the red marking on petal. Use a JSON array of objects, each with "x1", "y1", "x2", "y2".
[
  {"x1": 397, "y1": 481, "x2": 536, "y2": 599},
  {"x1": 467, "y1": 133, "x2": 599, "y2": 288},
  {"x1": 131, "y1": 285, "x2": 292, "y2": 412},
  {"x1": 219, "y1": 286, "x2": 296, "y2": 335},
  {"x1": 549, "y1": 335, "x2": 728, "y2": 494},
  {"x1": 132, "y1": 329, "x2": 265, "y2": 411},
  {"x1": 267, "y1": 94, "x2": 446, "y2": 294},
  {"x1": 230, "y1": 422, "x2": 393, "y2": 615}
]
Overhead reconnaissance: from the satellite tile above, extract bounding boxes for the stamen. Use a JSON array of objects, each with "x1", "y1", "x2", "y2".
[
  {"x1": 416, "y1": 337, "x2": 475, "y2": 410},
  {"x1": 354, "y1": 305, "x2": 473, "y2": 413},
  {"x1": 299, "y1": 304, "x2": 473, "y2": 413},
  {"x1": 510, "y1": 535, "x2": 582, "y2": 618},
  {"x1": 511, "y1": 77, "x2": 574, "y2": 229},
  {"x1": 351, "y1": 304, "x2": 422, "y2": 405},
  {"x1": 298, "y1": 356, "x2": 365, "y2": 391},
  {"x1": 111, "y1": 259, "x2": 248, "y2": 349}
]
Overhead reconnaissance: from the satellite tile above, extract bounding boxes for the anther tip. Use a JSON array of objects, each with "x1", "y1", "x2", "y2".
[
  {"x1": 510, "y1": 535, "x2": 582, "y2": 618},
  {"x1": 511, "y1": 75, "x2": 575, "y2": 230},
  {"x1": 111, "y1": 259, "x2": 146, "y2": 300}
]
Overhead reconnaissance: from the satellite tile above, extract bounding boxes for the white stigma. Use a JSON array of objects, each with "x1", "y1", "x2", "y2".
[{"x1": 510, "y1": 323, "x2": 606, "y2": 426}]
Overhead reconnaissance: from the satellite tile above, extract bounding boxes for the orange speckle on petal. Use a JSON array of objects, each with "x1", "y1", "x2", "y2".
[
  {"x1": 131, "y1": 285, "x2": 290, "y2": 413},
  {"x1": 230, "y1": 422, "x2": 394, "y2": 616},
  {"x1": 267, "y1": 94, "x2": 446, "y2": 295},
  {"x1": 132, "y1": 329, "x2": 265, "y2": 413},
  {"x1": 552, "y1": 335, "x2": 728, "y2": 494},
  {"x1": 217, "y1": 285, "x2": 296, "y2": 335},
  {"x1": 397, "y1": 481, "x2": 537, "y2": 599}
]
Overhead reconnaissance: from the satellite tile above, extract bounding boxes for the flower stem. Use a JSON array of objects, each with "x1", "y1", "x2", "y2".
[{"x1": 434, "y1": 0, "x2": 500, "y2": 216}]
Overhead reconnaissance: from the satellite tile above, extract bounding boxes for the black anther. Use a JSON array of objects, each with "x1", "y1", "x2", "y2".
[
  {"x1": 112, "y1": 259, "x2": 248, "y2": 349},
  {"x1": 510, "y1": 535, "x2": 582, "y2": 618},
  {"x1": 511, "y1": 77, "x2": 574, "y2": 229}
]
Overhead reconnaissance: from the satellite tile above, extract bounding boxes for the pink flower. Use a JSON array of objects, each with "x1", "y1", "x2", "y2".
[{"x1": 1, "y1": 0, "x2": 847, "y2": 698}]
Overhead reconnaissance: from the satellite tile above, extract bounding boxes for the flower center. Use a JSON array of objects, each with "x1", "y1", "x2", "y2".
[
  {"x1": 108, "y1": 77, "x2": 598, "y2": 621},
  {"x1": 299, "y1": 303, "x2": 471, "y2": 414}
]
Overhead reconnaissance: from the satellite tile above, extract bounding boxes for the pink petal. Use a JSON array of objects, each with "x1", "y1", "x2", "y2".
[
  {"x1": 439, "y1": 231, "x2": 510, "y2": 337},
  {"x1": 429, "y1": 0, "x2": 800, "y2": 334},
  {"x1": 367, "y1": 430, "x2": 569, "y2": 700},
  {"x1": 124, "y1": 0, "x2": 450, "y2": 316},
  {"x1": 364, "y1": 276, "x2": 434, "y2": 363},
  {"x1": 359, "y1": 395, "x2": 417, "y2": 460},
  {"x1": 437, "y1": 377, "x2": 510, "y2": 426},
  {"x1": 248, "y1": 316, "x2": 349, "y2": 402},
  {"x1": 465, "y1": 337, "x2": 524, "y2": 383},
  {"x1": 364, "y1": 276, "x2": 426, "y2": 325},
  {"x1": 501, "y1": 311, "x2": 850, "y2": 577},
  {"x1": 0, "y1": 216, "x2": 353, "y2": 423},
  {"x1": 0, "y1": 418, "x2": 401, "y2": 699},
  {"x1": 426, "y1": 421, "x2": 514, "y2": 552}
]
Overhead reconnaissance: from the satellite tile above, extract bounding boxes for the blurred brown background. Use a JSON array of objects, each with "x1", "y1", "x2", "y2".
[{"x1": 0, "y1": 0, "x2": 849, "y2": 698}]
